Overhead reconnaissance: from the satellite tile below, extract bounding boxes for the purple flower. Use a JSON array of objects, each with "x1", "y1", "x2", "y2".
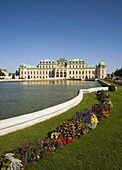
[
  {"x1": 84, "y1": 112, "x2": 87, "y2": 117},
  {"x1": 85, "y1": 118, "x2": 88, "y2": 123},
  {"x1": 72, "y1": 115, "x2": 75, "y2": 120},
  {"x1": 80, "y1": 111, "x2": 83, "y2": 117},
  {"x1": 26, "y1": 148, "x2": 30, "y2": 152},
  {"x1": 76, "y1": 111, "x2": 79, "y2": 116}
]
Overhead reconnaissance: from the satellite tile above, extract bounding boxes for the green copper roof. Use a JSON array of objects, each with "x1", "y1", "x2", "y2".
[
  {"x1": 20, "y1": 63, "x2": 37, "y2": 68},
  {"x1": 86, "y1": 65, "x2": 96, "y2": 68},
  {"x1": 57, "y1": 58, "x2": 67, "y2": 62},
  {"x1": 99, "y1": 62, "x2": 106, "y2": 66},
  {"x1": 26, "y1": 64, "x2": 31, "y2": 67},
  {"x1": 41, "y1": 59, "x2": 55, "y2": 62},
  {"x1": 20, "y1": 63, "x2": 26, "y2": 67},
  {"x1": 68, "y1": 59, "x2": 83, "y2": 62}
]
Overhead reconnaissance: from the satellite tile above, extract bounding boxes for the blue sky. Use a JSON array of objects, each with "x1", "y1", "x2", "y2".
[{"x1": 0, "y1": 0, "x2": 122, "y2": 73}]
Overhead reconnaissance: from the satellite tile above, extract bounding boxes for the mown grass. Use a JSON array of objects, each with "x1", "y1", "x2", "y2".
[{"x1": 0, "y1": 81, "x2": 122, "y2": 170}]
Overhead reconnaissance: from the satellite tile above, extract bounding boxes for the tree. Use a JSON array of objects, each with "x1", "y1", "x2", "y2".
[
  {"x1": 12, "y1": 74, "x2": 15, "y2": 79},
  {"x1": 114, "y1": 68, "x2": 122, "y2": 77},
  {"x1": 15, "y1": 70, "x2": 19, "y2": 76},
  {"x1": 0, "y1": 70, "x2": 5, "y2": 76}
]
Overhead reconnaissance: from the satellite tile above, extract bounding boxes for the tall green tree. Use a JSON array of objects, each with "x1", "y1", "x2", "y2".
[
  {"x1": 0, "y1": 70, "x2": 5, "y2": 76},
  {"x1": 114, "y1": 68, "x2": 122, "y2": 77}
]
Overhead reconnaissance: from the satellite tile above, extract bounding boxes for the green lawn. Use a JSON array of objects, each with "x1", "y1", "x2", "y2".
[{"x1": 0, "y1": 81, "x2": 122, "y2": 170}]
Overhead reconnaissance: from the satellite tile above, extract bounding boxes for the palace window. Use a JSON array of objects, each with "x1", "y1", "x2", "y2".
[{"x1": 21, "y1": 71, "x2": 23, "y2": 74}]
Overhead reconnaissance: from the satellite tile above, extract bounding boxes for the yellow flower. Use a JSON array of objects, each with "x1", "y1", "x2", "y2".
[
  {"x1": 91, "y1": 114, "x2": 98, "y2": 125},
  {"x1": 37, "y1": 155, "x2": 40, "y2": 159}
]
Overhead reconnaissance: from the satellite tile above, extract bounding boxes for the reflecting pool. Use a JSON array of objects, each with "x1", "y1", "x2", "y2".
[{"x1": 0, "y1": 80, "x2": 101, "y2": 120}]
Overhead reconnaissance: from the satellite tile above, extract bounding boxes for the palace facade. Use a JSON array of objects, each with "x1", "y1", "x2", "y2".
[{"x1": 19, "y1": 58, "x2": 107, "y2": 80}]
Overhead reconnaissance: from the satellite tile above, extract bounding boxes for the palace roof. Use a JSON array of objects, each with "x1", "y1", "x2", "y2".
[
  {"x1": 86, "y1": 65, "x2": 96, "y2": 68},
  {"x1": 41, "y1": 59, "x2": 55, "y2": 62},
  {"x1": 68, "y1": 59, "x2": 84, "y2": 62}
]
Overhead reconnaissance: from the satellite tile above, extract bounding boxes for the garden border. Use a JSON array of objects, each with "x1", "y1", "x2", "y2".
[{"x1": 0, "y1": 83, "x2": 109, "y2": 136}]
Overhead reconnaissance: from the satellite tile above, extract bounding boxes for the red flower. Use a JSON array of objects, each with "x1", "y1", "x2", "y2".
[
  {"x1": 74, "y1": 137, "x2": 76, "y2": 140},
  {"x1": 59, "y1": 133, "x2": 62, "y2": 138},
  {"x1": 67, "y1": 137, "x2": 70, "y2": 140},
  {"x1": 70, "y1": 139, "x2": 74, "y2": 142},
  {"x1": 47, "y1": 148, "x2": 51, "y2": 151},
  {"x1": 63, "y1": 142, "x2": 67, "y2": 145}
]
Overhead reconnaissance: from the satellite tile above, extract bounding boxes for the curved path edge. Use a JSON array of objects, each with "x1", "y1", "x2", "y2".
[{"x1": 0, "y1": 85, "x2": 109, "y2": 136}]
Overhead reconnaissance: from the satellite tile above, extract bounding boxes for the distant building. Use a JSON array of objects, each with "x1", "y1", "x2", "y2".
[{"x1": 19, "y1": 58, "x2": 107, "y2": 80}]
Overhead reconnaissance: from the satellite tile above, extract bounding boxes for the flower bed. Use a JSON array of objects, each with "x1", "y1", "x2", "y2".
[{"x1": 0, "y1": 90, "x2": 112, "y2": 170}]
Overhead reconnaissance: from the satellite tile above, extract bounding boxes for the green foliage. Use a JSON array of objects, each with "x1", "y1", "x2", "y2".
[
  {"x1": 109, "y1": 85, "x2": 116, "y2": 91},
  {"x1": 92, "y1": 90, "x2": 112, "y2": 121},
  {"x1": 51, "y1": 132, "x2": 60, "y2": 140},
  {"x1": 12, "y1": 74, "x2": 15, "y2": 79},
  {"x1": 0, "y1": 70, "x2": 5, "y2": 76},
  {"x1": 15, "y1": 70, "x2": 19, "y2": 76},
  {"x1": 56, "y1": 119, "x2": 88, "y2": 138},
  {"x1": 0, "y1": 153, "x2": 11, "y2": 170},
  {"x1": 114, "y1": 68, "x2": 122, "y2": 77}
]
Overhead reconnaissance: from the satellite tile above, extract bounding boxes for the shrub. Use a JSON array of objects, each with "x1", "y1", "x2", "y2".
[
  {"x1": 12, "y1": 137, "x2": 57, "y2": 164},
  {"x1": 0, "y1": 153, "x2": 11, "y2": 170},
  {"x1": 56, "y1": 119, "x2": 88, "y2": 139},
  {"x1": 73, "y1": 108, "x2": 92, "y2": 126},
  {"x1": 91, "y1": 114, "x2": 98, "y2": 125},
  {"x1": 109, "y1": 85, "x2": 116, "y2": 91}
]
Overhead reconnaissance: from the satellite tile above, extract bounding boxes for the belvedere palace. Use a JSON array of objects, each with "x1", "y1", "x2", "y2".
[{"x1": 19, "y1": 58, "x2": 106, "y2": 80}]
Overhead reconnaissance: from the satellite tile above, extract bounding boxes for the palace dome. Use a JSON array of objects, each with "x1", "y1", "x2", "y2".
[
  {"x1": 99, "y1": 62, "x2": 106, "y2": 66},
  {"x1": 20, "y1": 63, "x2": 26, "y2": 67}
]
